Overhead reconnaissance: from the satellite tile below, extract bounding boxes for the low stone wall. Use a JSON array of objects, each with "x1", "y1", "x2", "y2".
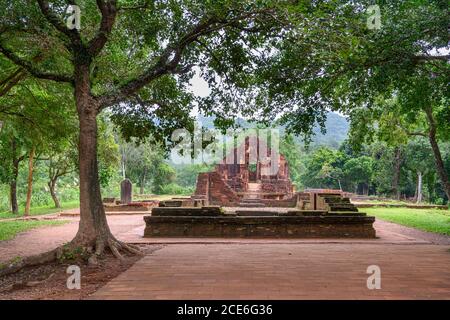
[
  {"x1": 104, "y1": 201, "x2": 158, "y2": 212},
  {"x1": 355, "y1": 203, "x2": 448, "y2": 209},
  {"x1": 151, "y1": 206, "x2": 222, "y2": 216},
  {"x1": 144, "y1": 215, "x2": 376, "y2": 238}
]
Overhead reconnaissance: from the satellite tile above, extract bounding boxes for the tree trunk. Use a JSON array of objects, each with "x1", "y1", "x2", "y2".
[
  {"x1": 416, "y1": 171, "x2": 423, "y2": 204},
  {"x1": 10, "y1": 179, "x2": 18, "y2": 214},
  {"x1": 48, "y1": 179, "x2": 61, "y2": 209},
  {"x1": 121, "y1": 150, "x2": 126, "y2": 180},
  {"x1": 24, "y1": 146, "x2": 36, "y2": 216},
  {"x1": 425, "y1": 107, "x2": 450, "y2": 202},
  {"x1": 413, "y1": 179, "x2": 418, "y2": 202},
  {"x1": 70, "y1": 66, "x2": 141, "y2": 261},
  {"x1": 140, "y1": 167, "x2": 147, "y2": 195},
  {"x1": 392, "y1": 146, "x2": 402, "y2": 200},
  {"x1": 9, "y1": 139, "x2": 20, "y2": 214},
  {"x1": 72, "y1": 97, "x2": 112, "y2": 247}
]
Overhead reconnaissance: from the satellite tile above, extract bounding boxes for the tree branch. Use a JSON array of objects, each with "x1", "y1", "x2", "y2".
[
  {"x1": 0, "y1": 42, "x2": 73, "y2": 83},
  {"x1": 87, "y1": 0, "x2": 118, "y2": 57},
  {"x1": 117, "y1": 0, "x2": 150, "y2": 11},
  {"x1": 0, "y1": 69, "x2": 27, "y2": 97},
  {"x1": 37, "y1": 0, "x2": 82, "y2": 46},
  {"x1": 96, "y1": 16, "x2": 220, "y2": 109},
  {"x1": 97, "y1": 9, "x2": 274, "y2": 110},
  {"x1": 414, "y1": 54, "x2": 450, "y2": 62}
]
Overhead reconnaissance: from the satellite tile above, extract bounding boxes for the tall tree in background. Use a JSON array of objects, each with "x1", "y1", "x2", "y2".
[
  {"x1": 404, "y1": 139, "x2": 435, "y2": 204},
  {"x1": 0, "y1": 126, "x2": 27, "y2": 213},
  {"x1": 0, "y1": 71, "x2": 75, "y2": 213},
  {"x1": 119, "y1": 139, "x2": 165, "y2": 194},
  {"x1": 249, "y1": 1, "x2": 448, "y2": 197}
]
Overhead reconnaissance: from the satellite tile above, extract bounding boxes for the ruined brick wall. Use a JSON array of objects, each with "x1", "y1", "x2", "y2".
[
  {"x1": 195, "y1": 172, "x2": 209, "y2": 196},
  {"x1": 261, "y1": 179, "x2": 293, "y2": 195},
  {"x1": 208, "y1": 172, "x2": 240, "y2": 206},
  {"x1": 195, "y1": 172, "x2": 240, "y2": 206}
]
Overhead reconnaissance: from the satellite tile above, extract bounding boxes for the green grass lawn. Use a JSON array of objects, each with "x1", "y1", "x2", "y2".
[
  {"x1": 365, "y1": 207, "x2": 450, "y2": 236},
  {"x1": 0, "y1": 220, "x2": 69, "y2": 241},
  {"x1": 0, "y1": 200, "x2": 79, "y2": 220}
]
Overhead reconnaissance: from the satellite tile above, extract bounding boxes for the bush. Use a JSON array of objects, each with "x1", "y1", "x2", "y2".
[{"x1": 159, "y1": 183, "x2": 194, "y2": 195}]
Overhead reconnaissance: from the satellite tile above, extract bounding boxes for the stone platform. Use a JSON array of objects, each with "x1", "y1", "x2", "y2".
[{"x1": 144, "y1": 207, "x2": 376, "y2": 238}]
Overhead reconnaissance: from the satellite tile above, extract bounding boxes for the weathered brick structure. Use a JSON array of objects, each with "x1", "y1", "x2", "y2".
[
  {"x1": 144, "y1": 137, "x2": 376, "y2": 239},
  {"x1": 144, "y1": 208, "x2": 376, "y2": 238},
  {"x1": 195, "y1": 136, "x2": 294, "y2": 206}
]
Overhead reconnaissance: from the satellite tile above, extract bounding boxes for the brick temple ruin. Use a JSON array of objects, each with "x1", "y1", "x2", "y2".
[
  {"x1": 144, "y1": 136, "x2": 376, "y2": 239},
  {"x1": 194, "y1": 136, "x2": 295, "y2": 207}
]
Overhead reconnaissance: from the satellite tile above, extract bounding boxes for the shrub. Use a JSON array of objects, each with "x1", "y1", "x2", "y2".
[{"x1": 159, "y1": 183, "x2": 194, "y2": 195}]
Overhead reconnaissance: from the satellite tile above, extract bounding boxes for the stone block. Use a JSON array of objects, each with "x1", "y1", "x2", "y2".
[{"x1": 143, "y1": 215, "x2": 376, "y2": 238}]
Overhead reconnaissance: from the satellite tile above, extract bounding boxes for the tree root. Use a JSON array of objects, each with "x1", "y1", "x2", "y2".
[
  {"x1": 0, "y1": 236, "x2": 143, "y2": 277},
  {"x1": 0, "y1": 248, "x2": 60, "y2": 278}
]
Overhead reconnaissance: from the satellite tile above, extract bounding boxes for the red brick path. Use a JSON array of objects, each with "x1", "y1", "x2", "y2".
[{"x1": 91, "y1": 243, "x2": 450, "y2": 300}]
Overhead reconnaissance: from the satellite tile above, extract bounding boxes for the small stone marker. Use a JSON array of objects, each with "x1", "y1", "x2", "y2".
[{"x1": 120, "y1": 179, "x2": 132, "y2": 204}]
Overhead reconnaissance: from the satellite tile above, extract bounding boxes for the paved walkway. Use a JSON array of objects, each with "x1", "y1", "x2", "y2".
[
  {"x1": 92, "y1": 216, "x2": 450, "y2": 300},
  {"x1": 2, "y1": 212, "x2": 450, "y2": 299},
  {"x1": 0, "y1": 215, "x2": 144, "y2": 263},
  {"x1": 91, "y1": 243, "x2": 450, "y2": 299}
]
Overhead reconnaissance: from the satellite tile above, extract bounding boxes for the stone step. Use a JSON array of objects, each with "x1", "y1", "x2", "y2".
[
  {"x1": 236, "y1": 210, "x2": 278, "y2": 216},
  {"x1": 326, "y1": 211, "x2": 366, "y2": 217},
  {"x1": 325, "y1": 198, "x2": 351, "y2": 204},
  {"x1": 328, "y1": 205, "x2": 358, "y2": 212},
  {"x1": 239, "y1": 200, "x2": 264, "y2": 203},
  {"x1": 238, "y1": 202, "x2": 265, "y2": 207}
]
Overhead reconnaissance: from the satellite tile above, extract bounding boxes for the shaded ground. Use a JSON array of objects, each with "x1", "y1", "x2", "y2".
[
  {"x1": 0, "y1": 245, "x2": 163, "y2": 300},
  {"x1": 0, "y1": 214, "x2": 145, "y2": 264}
]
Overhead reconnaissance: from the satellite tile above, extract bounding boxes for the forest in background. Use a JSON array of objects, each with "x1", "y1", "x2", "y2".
[{"x1": 1, "y1": 110, "x2": 448, "y2": 214}]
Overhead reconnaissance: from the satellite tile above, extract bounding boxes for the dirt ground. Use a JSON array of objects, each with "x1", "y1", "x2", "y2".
[
  {"x1": 0, "y1": 214, "x2": 146, "y2": 264},
  {"x1": 0, "y1": 245, "x2": 163, "y2": 300}
]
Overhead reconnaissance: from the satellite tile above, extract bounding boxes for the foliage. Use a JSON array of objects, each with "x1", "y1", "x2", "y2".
[
  {"x1": 58, "y1": 243, "x2": 90, "y2": 262},
  {"x1": 159, "y1": 183, "x2": 194, "y2": 196},
  {"x1": 152, "y1": 162, "x2": 176, "y2": 194}
]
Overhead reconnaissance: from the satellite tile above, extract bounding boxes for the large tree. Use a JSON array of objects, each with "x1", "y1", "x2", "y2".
[{"x1": 0, "y1": 0, "x2": 304, "y2": 264}]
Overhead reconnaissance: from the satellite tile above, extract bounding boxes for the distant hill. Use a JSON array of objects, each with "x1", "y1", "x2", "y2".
[
  {"x1": 310, "y1": 112, "x2": 349, "y2": 148},
  {"x1": 196, "y1": 111, "x2": 349, "y2": 149}
]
